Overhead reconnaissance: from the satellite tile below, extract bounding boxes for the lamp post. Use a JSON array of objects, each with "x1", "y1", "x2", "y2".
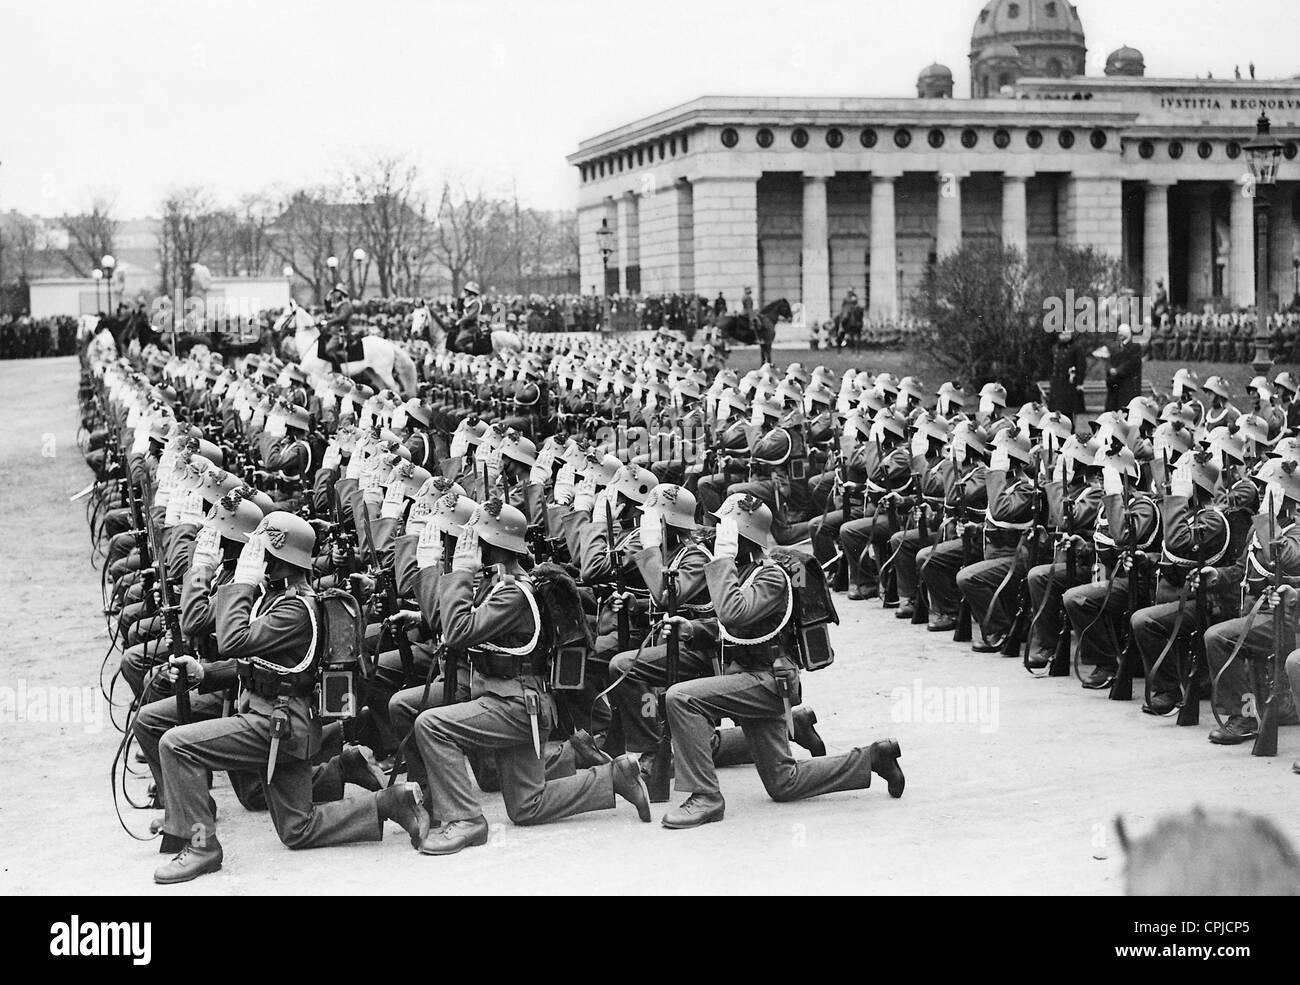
[
  {"x1": 596, "y1": 218, "x2": 614, "y2": 296},
  {"x1": 352, "y1": 248, "x2": 367, "y2": 299},
  {"x1": 91, "y1": 268, "x2": 103, "y2": 313},
  {"x1": 101, "y1": 254, "x2": 116, "y2": 314},
  {"x1": 1292, "y1": 256, "x2": 1299, "y2": 310},
  {"x1": 1246, "y1": 113, "x2": 1284, "y2": 374},
  {"x1": 326, "y1": 255, "x2": 339, "y2": 303}
]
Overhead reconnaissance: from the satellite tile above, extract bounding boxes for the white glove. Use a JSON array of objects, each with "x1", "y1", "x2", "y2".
[
  {"x1": 989, "y1": 447, "x2": 1010, "y2": 472},
  {"x1": 449, "y1": 431, "x2": 469, "y2": 459},
  {"x1": 265, "y1": 414, "x2": 287, "y2": 438},
  {"x1": 1052, "y1": 453, "x2": 1067, "y2": 485},
  {"x1": 554, "y1": 465, "x2": 576, "y2": 505},
  {"x1": 321, "y1": 441, "x2": 342, "y2": 472},
  {"x1": 714, "y1": 516, "x2": 739, "y2": 560},
  {"x1": 345, "y1": 448, "x2": 366, "y2": 480},
  {"x1": 191, "y1": 523, "x2": 222, "y2": 570},
  {"x1": 232, "y1": 532, "x2": 268, "y2": 586},
  {"x1": 416, "y1": 523, "x2": 442, "y2": 569},
  {"x1": 179, "y1": 489, "x2": 206, "y2": 527},
  {"x1": 1170, "y1": 473, "x2": 1194, "y2": 499},
  {"x1": 573, "y1": 473, "x2": 597, "y2": 514},
  {"x1": 1102, "y1": 465, "x2": 1123, "y2": 497},
  {"x1": 452, "y1": 527, "x2": 480, "y2": 572},
  {"x1": 910, "y1": 431, "x2": 929, "y2": 456},
  {"x1": 978, "y1": 395, "x2": 995, "y2": 415},
  {"x1": 639, "y1": 507, "x2": 662, "y2": 550},
  {"x1": 380, "y1": 480, "x2": 406, "y2": 519}
]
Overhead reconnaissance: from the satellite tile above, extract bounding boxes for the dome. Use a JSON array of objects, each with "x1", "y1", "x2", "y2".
[
  {"x1": 981, "y1": 42, "x2": 1022, "y2": 62},
  {"x1": 919, "y1": 62, "x2": 954, "y2": 81},
  {"x1": 917, "y1": 62, "x2": 955, "y2": 98},
  {"x1": 972, "y1": 0, "x2": 1085, "y2": 47},
  {"x1": 969, "y1": 0, "x2": 1086, "y2": 96},
  {"x1": 1105, "y1": 44, "x2": 1145, "y2": 76}
]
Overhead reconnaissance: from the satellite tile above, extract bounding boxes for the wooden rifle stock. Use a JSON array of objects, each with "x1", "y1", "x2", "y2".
[
  {"x1": 646, "y1": 523, "x2": 678, "y2": 803},
  {"x1": 1110, "y1": 488, "x2": 1142, "y2": 699},
  {"x1": 1048, "y1": 497, "x2": 1075, "y2": 677},
  {"x1": 954, "y1": 481, "x2": 973, "y2": 642},
  {"x1": 911, "y1": 473, "x2": 930, "y2": 624},
  {"x1": 606, "y1": 500, "x2": 631, "y2": 651}
]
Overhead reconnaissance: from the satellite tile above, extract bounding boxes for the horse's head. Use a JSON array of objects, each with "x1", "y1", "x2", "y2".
[{"x1": 762, "y1": 298, "x2": 793, "y2": 322}]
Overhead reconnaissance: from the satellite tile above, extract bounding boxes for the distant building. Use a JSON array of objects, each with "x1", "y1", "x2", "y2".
[{"x1": 569, "y1": 0, "x2": 1300, "y2": 321}]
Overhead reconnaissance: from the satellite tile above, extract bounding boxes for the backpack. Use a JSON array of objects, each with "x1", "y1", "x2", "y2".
[
  {"x1": 769, "y1": 547, "x2": 838, "y2": 671},
  {"x1": 529, "y1": 562, "x2": 593, "y2": 691},
  {"x1": 315, "y1": 588, "x2": 368, "y2": 719}
]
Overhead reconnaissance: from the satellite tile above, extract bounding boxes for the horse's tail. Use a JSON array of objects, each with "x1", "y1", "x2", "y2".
[{"x1": 391, "y1": 344, "x2": 418, "y2": 397}]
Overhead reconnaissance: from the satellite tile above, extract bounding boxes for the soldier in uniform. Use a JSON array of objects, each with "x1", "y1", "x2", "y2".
[
  {"x1": 660, "y1": 493, "x2": 904, "y2": 828},
  {"x1": 151, "y1": 511, "x2": 430, "y2": 884},
  {"x1": 409, "y1": 499, "x2": 651, "y2": 855}
]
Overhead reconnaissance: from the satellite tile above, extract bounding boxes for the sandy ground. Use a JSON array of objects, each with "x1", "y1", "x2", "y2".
[{"x1": 2, "y1": 355, "x2": 1297, "y2": 897}]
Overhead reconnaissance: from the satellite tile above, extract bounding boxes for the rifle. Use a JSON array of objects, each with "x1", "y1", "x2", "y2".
[
  {"x1": 1252, "y1": 503, "x2": 1291, "y2": 753},
  {"x1": 143, "y1": 471, "x2": 190, "y2": 723},
  {"x1": 1047, "y1": 496, "x2": 1075, "y2": 677},
  {"x1": 1000, "y1": 464, "x2": 1042, "y2": 657},
  {"x1": 359, "y1": 500, "x2": 416, "y2": 688},
  {"x1": 646, "y1": 517, "x2": 678, "y2": 803},
  {"x1": 440, "y1": 528, "x2": 459, "y2": 706},
  {"x1": 606, "y1": 500, "x2": 631, "y2": 652},
  {"x1": 954, "y1": 479, "x2": 974, "y2": 642},
  {"x1": 911, "y1": 469, "x2": 930, "y2": 625},
  {"x1": 1109, "y1": 503, "x2": 1142, "y2": 700}
]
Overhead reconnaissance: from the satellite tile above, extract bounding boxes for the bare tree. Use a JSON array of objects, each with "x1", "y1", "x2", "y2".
[
  {"x1": 159, "y1": 187, "x2": 223, "y2": 295},
  {"x1": 60, "y1": 196, "x2": 118, "y2": 277},
  {"x1": 351, "y1": 156, "x2": 427, "y2": 297},
  {"x1": 268, "y1": 186, "x2": 364, "y2": 303}
]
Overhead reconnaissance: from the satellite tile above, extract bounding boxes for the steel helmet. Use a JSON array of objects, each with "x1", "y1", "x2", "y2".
[
  {"x1": 1236, "y1": 414, "x2": 1272, "y2": 446},
  {"x1": 1061, "y1": 434, "x2": 1101, "y2": 470},
  {"x1": 713, "y1": 492, "x2": 772, "y2": 548},
  {"x1": 859, "y1": 387, "x2": 889, "y2": 415},
  {"x1": 198, "y1": 467, "x2": 244, "y2": 505},
  {"x1": 1016, "y1": 401, "x2": 1046, "y2": 430},
  {"x1": 951, "y1": 421, "x2": 989, "y2": 461},
  {"x1": 500, "y1": 432, "x2": 539, "y2": 468},
  {"x1": 874, "y1": 373, "x2": 900, "y2": 397},
  {"x1": 937, "y1": 380, "x2": 966, "y2": 414},
  {"x1": 1126, "y1": 396, "x2": 1160, "y2": 428},
  {"x1": 873, "y1": 408, "x2": 908, "y2": 442},
  {"x1": 1206, "y1": 427, "x2": 1246, "y2": 465},
  {"x1": 1171, "y1": 367, "x2": 1201, "y2": 395},
  {"x1": 1272, "y1": 371, "x2": 1299, "y2": 395},
  {"x1": 897, "y1": 376, "x2": 926, "y2": 403},
  {"x1": 609, "y1": 463, "x2": 658, "y2": 504},
  {"x1": 641, "y1": 483, "x2": 698, "y2": 530},
  {"x1": 775, "y1": 379, "x2": 804, "y2": 407},
  {"x1": 253, "y1": 511, "x2": 316, "y2": 570},
  {"x1": 914, "y1": 410, "x2": 952, "y2": 444},
  {"x1": 785, "y1": 362, "x2": 811, "y2": 386},
  {"x1": 1186, "y1": 451, "x2": 1221, "y2": 495},
  {"x1": 1269, "y1": 436, "x2": 1300, "y2": 463},
  {"x1": 996, "y1": 427, "x2": 1034, "y2": 464},
  {"x1": 238, "y1": 484, "x2": 277, "y2": 515},
  {"x1": 1037, "y1": 411, "x2": 1073, "y2": 444},
  {"x1": 428, "y1": 493, "x2": 479, "y2": 539},
  {"x1": 455, "y1": 416, "x2": 489, "y2": 448},
  {"x1": 752, "y1": 394, "x2": 783, "y2": 422},
  {"x1": 803, "y1": 381, "x2": 835, "y2": 414},
  {"x1": 386, "y1": 462, "x2": 433, "y2": 500},
  {"x1": 978, "y1": 381, "x2": 1008, "y2": 408},
  {"x1": 209, "y1": 491, "x2": 263, "y2": 544},
  {"x1": 1202, "y1": 375, "x2": 1232, "y2": 400},
  {"x1": 717, "y1": 389, "x2": 749, "y2": 420},
  {"x1": 1153, "y1": 420, "x2": 1195, "y2": 459},
  {"x1": 401, "y1": 398, "x2": 433, "y2": 428},
  {"x1": 470, "y1": 497, "x2": 529, "y2": 555},
  {"x1": 464, "y1": 281, "x2": 481, "y2": 296},
  {"x1": 580, "y1": 452, "x2": 622, "y2": 487},
  {"x1": 1094, "y1": 438, "x2": 1140, "y2": 478}
]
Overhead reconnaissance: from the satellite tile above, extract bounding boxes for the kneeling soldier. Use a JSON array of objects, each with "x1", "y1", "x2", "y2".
[{"x1": 662, "y1": 493, "x2": 905, "y2": 828}]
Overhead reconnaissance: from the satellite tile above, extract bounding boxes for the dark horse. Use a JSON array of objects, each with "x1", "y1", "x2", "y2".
[{"x1": 713, "y1": 298, "x2": 792, "y2": 365}]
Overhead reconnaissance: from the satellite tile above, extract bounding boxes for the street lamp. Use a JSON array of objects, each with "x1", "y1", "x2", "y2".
[
  {"x1": 352, "y1": 248, "x2": 367, "y2": 298},
  {"x1": 1246, "y1": 112, "x2": 1284, "y2": 373},
  {"x1": 1292, "y1": 256, "x2": 1299, "y2": 310},
  {"x1": 101, "y1": 254, "x2": 116, "y2": 314},
  {"x1": 596, "y1": 218, "x2": 614, "y2": 295},
  {"x1": 91, "y1": 268, "x2": 103, "y2": 313}
]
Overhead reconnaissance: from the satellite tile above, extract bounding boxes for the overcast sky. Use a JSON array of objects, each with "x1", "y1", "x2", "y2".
[{"x1": 4, "y1": 0, "x2": 1296, "y2": 219}]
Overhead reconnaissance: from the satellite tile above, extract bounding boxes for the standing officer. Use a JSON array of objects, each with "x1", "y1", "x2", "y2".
[{"x1": 661, "y1": 493, "x2": 904, "y2": 828}]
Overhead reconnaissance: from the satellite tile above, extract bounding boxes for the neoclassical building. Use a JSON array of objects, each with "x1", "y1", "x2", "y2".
[{"x1": 569, "y1": 0, "x2": 1300, "y2": 324}]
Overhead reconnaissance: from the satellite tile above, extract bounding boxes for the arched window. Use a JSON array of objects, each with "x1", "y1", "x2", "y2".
[{"x1": 1046, "y1": 57, "x2": 1063, "y2": 77}]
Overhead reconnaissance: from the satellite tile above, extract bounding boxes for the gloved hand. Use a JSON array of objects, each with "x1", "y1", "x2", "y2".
[
  {"x1": 452, "y1": 526, "x2": 480, "y2": 573},
  {"x1": 1102, "y1": 465, "x2": 1123, "y2": 497},
  {"x1": 1170, "y1": 472, "x2": 1194, "y2": 499},
  {"x1": 416, "y1": 523, "x2": 442, "y2": 569},
  {"x1": 232, "y1": 532, "x2": 268, "y2": 586},
  {"x1": 639, "y1": 507, "x2": 662, "y2": 550},
  {"x1": 321, "y1": 441, "x2": 342, "y2": 472},
  {"x1": 380, "y1": 481, "x2": 406, "y2": 520},
  {"x1": 179, "y1": 490, "x2": 206, "y2": 527},
  {"x1": 989, "y1": 447, "x2": 1010, "y2": 472},
  {"x1": 553, "y1": 465, "x2": 576, "y2": 506},
  {"x1": 573, "y1": 473, "x2": 597, "y2": 514},
  {"x1": 714, "y1": 515, "x2": 740, "y2": 560},
  {"x1": 191, "y1": 522, "x2": 222, "y2": 570}
]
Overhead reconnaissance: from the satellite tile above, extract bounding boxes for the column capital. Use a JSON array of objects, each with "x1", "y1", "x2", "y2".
[
  {"x1": 802, "y1": 171, "x2": 833, "y2": 183},
  {"x1": 870, "y1": 171, "x2": 900, "y2": 183},
  {"x1": 1145, "y1": 178, "x2": 1177, "y2": 189},
  {"x1": 1001, "y1": 171, "x2": 1031, "y2": 183}
]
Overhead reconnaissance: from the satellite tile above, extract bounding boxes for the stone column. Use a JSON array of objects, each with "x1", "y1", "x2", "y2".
[
  {"x1": 577, "y1": 203, "x2": 609, "y2": 296},
  {"x1": 801, "y1": 174, "x2": 831, "y2": 325},
  {"x1": 1229, "y1": 181, "x2": 1255, "y2": 308},
  {"x1": 869, "y1": 174, "x2": 898, "y2": 320},
  {"x1": 691, "y1": 175, "x2": 759, "y2": 307},
  {"x1": 936, "y1": 171, "x2": 963, "y2": 257},
  {"x1": 1270, "y1": 184, "x2": 1296, "y2": 309},
  {"x1": 616, "y1": 194, "x2": 639, "y2": 295},
  {"x1": 1187, "y1": 187, "x2": 1213, "y2": 308},
  {"x1": 1143, "y1": 180, "x2": 1172, "y2": 298},
  {"x1": 1001, "y1": 174, "x2": 1028, "y2": 255}
]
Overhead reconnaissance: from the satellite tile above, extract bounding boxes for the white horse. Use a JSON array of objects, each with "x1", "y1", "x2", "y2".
[{"x1": 276, "y1": 301, "x2": 418, "y2": 396}]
